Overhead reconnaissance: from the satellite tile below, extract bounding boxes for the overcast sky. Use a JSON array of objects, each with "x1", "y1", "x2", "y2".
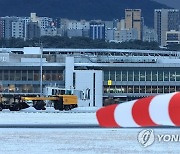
[{"x1": 153, "y1": 0, "x2": 180, "y2": 9}]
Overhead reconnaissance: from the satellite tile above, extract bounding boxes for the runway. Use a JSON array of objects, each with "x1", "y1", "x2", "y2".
[
  {"x1": 0, "y1": 110, "x2": 180, "y2": 153},
  {"x1": 0, "y1": 124, "x2": 100, "y2": 128},
  {"x1": 0, "y1": 124, "x2": 178, "y2": 129}
]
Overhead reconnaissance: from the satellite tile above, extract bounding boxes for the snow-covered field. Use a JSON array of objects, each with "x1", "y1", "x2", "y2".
[{"x1": 0, "y1": 107, "x2": 180, "y2": 153}]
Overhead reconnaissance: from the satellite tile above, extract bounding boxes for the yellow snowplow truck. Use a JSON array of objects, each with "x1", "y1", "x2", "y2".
[{"x1": 0, "y1": 95, "x2": 78, "y2": 111}]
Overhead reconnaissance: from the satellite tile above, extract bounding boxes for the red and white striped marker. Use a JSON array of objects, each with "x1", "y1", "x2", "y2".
[{"x1": 96, "y1": 92, "x2": 180, "y2": 127}]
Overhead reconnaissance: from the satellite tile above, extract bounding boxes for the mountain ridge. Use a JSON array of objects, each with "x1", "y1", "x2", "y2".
[{"x1": 0, "y1": 0, "x2": 169, "y2": 27}]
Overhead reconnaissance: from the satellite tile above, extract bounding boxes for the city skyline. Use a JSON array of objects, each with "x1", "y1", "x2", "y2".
[{"x1": 0, "y1": 7, "x2": 179, "y2": 46}]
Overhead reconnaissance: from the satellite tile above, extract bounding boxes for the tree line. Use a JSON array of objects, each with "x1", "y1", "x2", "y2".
[{"x1": 0, "y1": 36, "x2": 179, "y2": 51}]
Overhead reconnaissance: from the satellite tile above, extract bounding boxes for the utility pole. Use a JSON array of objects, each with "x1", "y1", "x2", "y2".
[{"x1": 40, "y1": 43, "x2": 43, "y2": 96}]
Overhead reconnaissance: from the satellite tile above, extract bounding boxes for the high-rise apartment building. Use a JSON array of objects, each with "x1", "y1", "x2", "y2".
[
  {"x1": 0, "y1": 18, "x2": 4, "y2": 39},
  {"x1": 154, "y1": 9, "x2": 180, "y2": 46},
  {"x1": 26, "y1": 22, "x2": 40, "y2": 39},
  {"x1": 125, "y1": 9, "x2": 142, "y2": 40},
  {"x1": 1, "y1": 16, "x2": 19, "y2": 39},
  {"x1": 12, "y1": 20, "x2": 24, "y2": 38},
  {"x1": 143, "y1": 26, "x2": 158, "y2": 42},
  {"x1": 30, "y1": 13, "x2": 39, "y2": 22},
  {"x1": 30, "y1": 13, "x2": 53, "y2": 36},
  {"x1": 117, "y1": 19, "x2": 125, "y2": 31},
  {"x1": 166, "y1": 30, "x2": 180, "y2": 46},
  {"x1": 90, "y1": 21, "x2": 105, "y2": 40},
  {"x1": 41, "y1": 26, "x2": 57, "y2": 37},
  {"x1": 114, "y1": 28, "x2": 138, "y2": 42},
  {"x1": 11, "y1": 18, "x2": 30, "y2": 39},
  {"x1": 0, "y1": 17, "x2": 30, "y2": 40},
  {"x1": 67, "y1": 20, "x2": 90, "y2": 37}
]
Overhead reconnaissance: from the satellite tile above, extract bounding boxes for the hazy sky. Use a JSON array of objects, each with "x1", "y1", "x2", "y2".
[{"x1": 153, "y1": 0, "x2": 180, "y2": 9}]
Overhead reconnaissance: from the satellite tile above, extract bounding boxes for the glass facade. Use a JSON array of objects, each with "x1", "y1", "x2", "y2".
[
  {"x1": 104, "y1": 85, "x2": 180, "y2": 94},
  {"x1": 1, "y1": 67, "x2": 180, "y2": 96},
  {"x1": 104, "y1": 69, "x2": 180, "y2": 82},
  {"x1": 0, "y1": 69, "x2": 64, "y2": 94},
  {"x1": 0, "y1": 70, "x2": 63, "y2": 81},
  {"x1": 2, "y1": 47, "x2": 180, "y2": 105},
  {"x1": 103, "y1": 69, "x2": 180, "y2": 95}
]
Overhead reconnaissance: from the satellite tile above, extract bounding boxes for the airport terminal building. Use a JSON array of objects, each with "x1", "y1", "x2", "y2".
[{"x1": 0, "y1": 47, "x2": 180, "y2": 107}]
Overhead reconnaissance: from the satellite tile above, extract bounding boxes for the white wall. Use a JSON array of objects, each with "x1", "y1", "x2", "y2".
[
  {"x1": 65, "y1": 57, "x2": 74, "y2": 90},
  {"x1": 65, "y1": 57, "x2": 103, "y2": 107},
  {"x1": 74, "y1": 70, "x2": 103, "y2": 107},
  {"x1": 23, "y1": 47, "x2": 41, "y2": 54},
  {"x1": 95, "y1": 71, "x2": 103, "y2": 107}
]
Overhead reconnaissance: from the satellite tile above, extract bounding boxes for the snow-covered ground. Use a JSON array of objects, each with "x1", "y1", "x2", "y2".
[
  {"x1": 0, "y1": 107, "x2": 98, "y2": 124},
  {"x1": 0, "y1": 107, "x2": 180, "y2": 153},
  {"x1": 2, "y1": 106, "x2": 99, "y2": 113},
  {"x1": 1, "y1": 128, "x2": 180, "y2": 154}
]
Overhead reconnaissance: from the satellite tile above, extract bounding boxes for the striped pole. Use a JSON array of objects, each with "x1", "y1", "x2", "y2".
[{"x1": 96, "y1": 92, "x2": 180, "y2": 127}]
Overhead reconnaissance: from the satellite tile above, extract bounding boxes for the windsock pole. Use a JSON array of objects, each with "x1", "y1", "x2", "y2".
[{"x1": 96, "y1": 92, "x2": 180, "y2": 127}]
